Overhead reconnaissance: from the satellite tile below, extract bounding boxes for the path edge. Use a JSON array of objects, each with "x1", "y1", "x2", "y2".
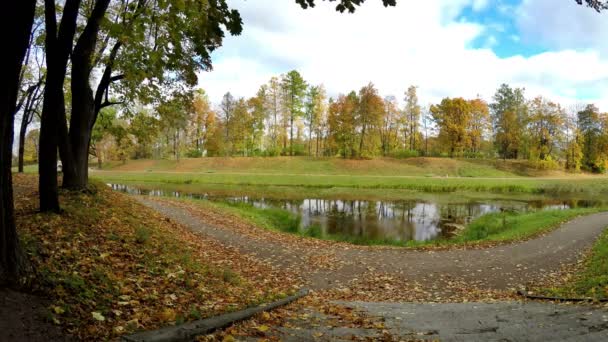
[{"x1": 122, "y1": 288, "x2": 309, "y2": 342}]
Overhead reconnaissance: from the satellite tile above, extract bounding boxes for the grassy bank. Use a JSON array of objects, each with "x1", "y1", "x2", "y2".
[
  {"x1": 454, "y1": 208, "x2": 606, "y2": 242},
  {"x1": 540, "y1": 229, "x2": 608, "y2": 300},
  {"x1": 13, "y1": 174, "x2": 295, "y2": 340},
  {"x1": 94, "y1": 170, "x2": 608, "y2": 195},
  {"x1": 101, "y1": 157, "x2": 532, "y2": 177}
]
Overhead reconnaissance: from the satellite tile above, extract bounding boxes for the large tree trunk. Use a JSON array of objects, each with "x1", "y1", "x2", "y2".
[
  {"x1": 39, "y1": 0, "x2": 82, "y2": 212},
  {"x1": 62, "y1": 0, "x2": 111, "y2": 190},
  {"x1": 0, "y1": 0, "x2": 36, "y2": 284}
]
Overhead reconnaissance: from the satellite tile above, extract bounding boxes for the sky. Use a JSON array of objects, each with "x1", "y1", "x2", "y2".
[{"x1": 197, "y1": 0, "x2": 608, "y2": 111}]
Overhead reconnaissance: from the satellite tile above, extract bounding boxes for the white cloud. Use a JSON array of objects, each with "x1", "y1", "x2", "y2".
[
  {"x1": 198, "y1": 0, "x2": 608, "y2": 111},
  {"x1": 516, "y1": 0, "x2": 608, "y2": 53}
]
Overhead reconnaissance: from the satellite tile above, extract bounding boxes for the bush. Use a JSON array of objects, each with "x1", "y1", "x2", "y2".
[
  {"x1": 463, "y1": 151, "x2": 485, "y2": 159},
  {"x1": 391, "y1": 149, "x2": 420, "y2": 159},
  {"x1": 528, "y1": 156, "x2": 561, "y2": 170},
  {"x1": 185, "y1": 149, "x2": 203, "y2": 158}
]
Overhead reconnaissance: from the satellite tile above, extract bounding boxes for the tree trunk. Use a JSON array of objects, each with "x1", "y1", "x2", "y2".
[
  {"x1": 39, "y1": 0, "x2": 82, "y2": 212},
  {"x1": 63, "y1": 0, "x2": 111, "y2": 190},
  {"x1": 0, "y1": 0, "x2": 36, "y2": 284}
]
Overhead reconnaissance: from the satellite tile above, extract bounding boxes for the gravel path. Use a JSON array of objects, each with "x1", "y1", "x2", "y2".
[{"x1": 137, "y1": 197, "x2": 608, "y2": 291}]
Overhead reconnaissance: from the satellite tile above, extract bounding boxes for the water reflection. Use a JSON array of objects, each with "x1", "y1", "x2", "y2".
[{"x1": 109, "y1": 184, "x2": 603, "y2": 242}]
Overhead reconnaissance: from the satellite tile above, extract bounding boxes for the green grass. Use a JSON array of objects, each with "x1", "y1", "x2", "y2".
[
  {"x1": 93, "y1": 170, "x2": 608, "y2": 196},
  {"x1": 454, "y1": 208, "x2": 606, "y2": 242},
  {"x1": 541, "y1": 229, "x2": 608, "y2": 300},
  {"x1": 201, "y1": 200, "x2": 301, "y2": 234}
]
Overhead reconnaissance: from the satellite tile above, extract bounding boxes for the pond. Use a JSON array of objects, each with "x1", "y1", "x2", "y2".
[{"x1": 108, "y1": 184, "x2": 605, "y2": 243}]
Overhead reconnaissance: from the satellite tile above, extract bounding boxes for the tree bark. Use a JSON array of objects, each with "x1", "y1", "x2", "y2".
[
  {"x1": 0, "y1": 0, "x2": 36, "y2": 284},
  {"x1": 63, "y1": 0, "x2": 111, "y2": 189},
  {"x1": 39, "y1": 0, "x2": 82, "y2": 212}
]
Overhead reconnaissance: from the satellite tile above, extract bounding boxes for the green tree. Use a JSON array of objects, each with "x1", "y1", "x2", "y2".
[
  {"x1": 128, "y1": 109, "x2": 160, "y2": 159},
  {"x1": 282, "y1": 70, "x2": 308, "y2": 156},
  {"x1": 490, "y1": 84, "x2": 527, "y2": 159},
  {"x1": 578, "y1": 104, "x2": 604, "y2": 172},
  {"x1": 295, "y1": 0, "x2": 396, "y2": 12}
]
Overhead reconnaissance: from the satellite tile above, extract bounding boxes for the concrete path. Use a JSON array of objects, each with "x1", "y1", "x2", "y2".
[{"x1": 256, "y1": 301, "x2": 608, "y2": 341}]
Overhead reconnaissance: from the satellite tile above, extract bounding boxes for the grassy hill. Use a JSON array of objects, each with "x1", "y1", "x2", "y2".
[{"x1": 102, "y1": 156, "x2": 580, "y2": 178}]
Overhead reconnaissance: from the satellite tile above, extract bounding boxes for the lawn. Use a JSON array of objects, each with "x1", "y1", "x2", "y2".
[{"x1": 94, "y1": 169, "x2": 608, "y2": 196}]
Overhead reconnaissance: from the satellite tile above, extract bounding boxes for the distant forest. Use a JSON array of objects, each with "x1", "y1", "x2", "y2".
[{"x1": 26, "y1": 70, "x2": 599, "y2": 174}]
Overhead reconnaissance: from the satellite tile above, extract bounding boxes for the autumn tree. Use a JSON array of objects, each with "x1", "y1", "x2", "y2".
[
  {"x1": 528, "y1": 97, "x2": 565, "y2": 163},
  {"x1": 356, "y1": 83, "x2": 384, "y2": 157},
  {"x1": 266, "y1": 77, "x2": 283, "y2": 154},
  {"x1": 23, "y1": 129, "x2": 41, "y2": 165},
  {"x1": 190, "y1": 90, "x2": 216, "y2": 156},
  {"x1": 305, "y1": 85, "x2": 327, "y2": 156},
  {"x1": 37, "y1": 0, "x2": 243, "y2": 212},
  {"x1": 431, "y1": 98, "x2": 472, "y2": 157},
  {"x1": 380, "y1": 96, "x2": 399, "y2": 156},
  {"x1": 468, "y1": 98, "x2": 490, "y2": 155},
  {"x1": 403, "y1": 86, "x2": 421, "y2": 151},
  {"x1": 328, "y1": 93, "x2": 359, "y2": 158},
  {"x1": 247, "y1": 91, "x2": 268, "y2": 155}
]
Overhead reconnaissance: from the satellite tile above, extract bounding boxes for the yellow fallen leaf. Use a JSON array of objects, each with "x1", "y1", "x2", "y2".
[
  {"x1": 92, "y1": 312, "x2": 105, "y2": 321},
  {"x1": 221, "y1": 335, "x2": 235, "y2": 342},
  {"x1": 257, "y1": 325, "x2": 270, "y2": 332},
  {"x1": 52, "y1": 306, "x2": 65, "y2": 314}
]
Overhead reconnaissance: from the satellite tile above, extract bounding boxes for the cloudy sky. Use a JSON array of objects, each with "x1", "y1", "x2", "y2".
[{"x1": 197, "y1": 0, "x2": 608, "y2": 111}]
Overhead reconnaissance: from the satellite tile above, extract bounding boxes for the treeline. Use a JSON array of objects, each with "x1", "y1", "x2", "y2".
[{"x1": 93, "y1": 72, "x2": 608, "y2": 173}]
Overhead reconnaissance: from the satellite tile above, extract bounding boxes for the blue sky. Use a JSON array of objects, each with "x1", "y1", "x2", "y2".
[{"x1": 198, "y1": 0, "x2": 608, "y2": 110}]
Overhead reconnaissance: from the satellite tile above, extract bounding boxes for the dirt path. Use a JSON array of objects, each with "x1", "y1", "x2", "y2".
[{"x1": 137, "y1": 197, "x2": 608, "y2": 293}]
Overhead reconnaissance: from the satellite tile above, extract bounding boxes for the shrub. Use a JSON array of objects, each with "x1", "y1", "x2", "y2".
[
  {"x1": 391, "y1": 149, "x2": 420, "y2": 159},
  {"x1": 185, "y1": 149, "x2": 203, "y2": 158}
]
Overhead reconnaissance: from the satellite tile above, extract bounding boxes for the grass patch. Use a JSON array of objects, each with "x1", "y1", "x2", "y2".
[
  {"x1": 13, "y1": 174, "x2": 293, "y2": 340},
  {"x1": 540, "y1": 229, "x2": 608, "y2": 300},
  {"x1": 454, "y1": 208, "x2": 606, "y2": 242},
  {"x1": 94, "y1": 170, "x2": 608, "y2": 196},
  {"x1": 192, "y1": 199, "x2": 301, "y2": 234}
]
